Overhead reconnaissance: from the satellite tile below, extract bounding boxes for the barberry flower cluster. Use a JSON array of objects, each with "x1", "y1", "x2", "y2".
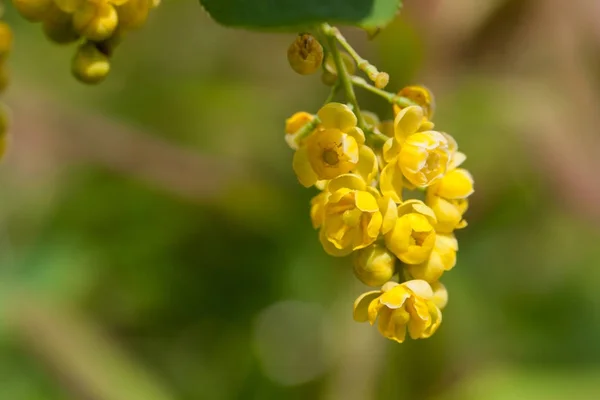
[
  {"x1": 11, "y1": 0, "x2": 159, "y2": 84},
  {"x1": 0, "y1": 17, "x2": 12, "y2": 159},
  {"x1": 285, "y1": 25, "x2": 474, "y2": 343}
]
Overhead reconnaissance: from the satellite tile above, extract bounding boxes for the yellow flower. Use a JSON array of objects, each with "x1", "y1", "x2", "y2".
[
  {"x1": 393, "y1": 85, "x2": 436, "y2": 120},
  {"x1": 426, "y1": 168, "x2": 473, "y2": 233},
  {"x1": 319, "y1": 174, "x2": 382, "y2": 256},
  {"x1": 292, "y1": 103, "x2": 365, "y2": 187},
  {"x1": 426, "y1": 194, "x2": 468, "y2": 233},
  {"x1": 353, "y1": 280, "x2": 442, "y2": 343},
  {"x1": 353, "y1": 244, "x2": 397, "y2": 287},
  {"x1": 384, "y1": 200, "x2": 437, "y2": 264},
  {"x1": 406, "y1": 233, "x2": 457, "y2": 282},
  {"x1": 379, "y1": 106, "x2": 424, "y2": 202},
  {"x1": 398, "y1": 130, "x2": 450, "y2": 188}
]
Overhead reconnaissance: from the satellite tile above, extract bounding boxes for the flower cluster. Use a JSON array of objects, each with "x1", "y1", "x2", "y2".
[
  {"x1": 0, "y1": 19, "x2": 12, "y2": 159},
  {"x1": 11, "y1": 0, "x2": 159, "y2": 84},
  {"x1": 285, "y1": 28, "x2": 474, "y2": 343}
]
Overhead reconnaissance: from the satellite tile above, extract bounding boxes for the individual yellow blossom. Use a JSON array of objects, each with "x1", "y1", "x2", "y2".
[
  {"x1": 353, "y1": 244, "x2": 396, "y2": 287},
  {"x1": 379, "y1": 106, "x2": 424, "y2": 202},
  {"x1": 319, "y1": 174, "x2": 383, "y2": 257},
  {"x1": 406, "y1": 233, "x2": 457, "y2": 282},
  {"x1": 426, "y1": 168, "x2": 473, "y2": 232},
  {"x1": 393, "y1": 85, "x2": 436, "y2": 120},
  {"x1": 292, "y1": 103, "x2": 365, "y2": 187},
  {"x1": 384, "y1": 200, "x2": 437, "y2": 264},
  {"x1": 398, "y1": 130, "x2": 450, "y2": 188},
  {"x1": 353, "y1": 279, "x2": 442, "y2": 343},
  {"x1": 430, "y1": 281, "x2": 448, "y2": 310},
  {"x1": 426, "y1": 194, "x2": 468, "y2": 233}
]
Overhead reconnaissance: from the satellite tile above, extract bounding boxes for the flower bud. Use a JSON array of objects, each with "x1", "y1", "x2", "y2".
[
  {"x1": 72, "y1": 42, "x2": 110, "y2": 84},
  {"x1": 12, "y1": 0, "x2": 53, "y2": 22},
  {"x1": 287, "y1": 33, "x2": 323, "y2": 75},
  {"x1": 353, "y1": 244, "x2": 396, "y2": 287},
  {"x1": 73, "y1": 0, "x2": 118, "y2": 41},
  {"x1": 393, "y1": 85, "x2": 436, "y2": 119}
]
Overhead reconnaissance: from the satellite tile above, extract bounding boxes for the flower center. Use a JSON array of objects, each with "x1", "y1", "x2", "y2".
[
  {"x1": 411, "y1": 230, "x2": 429, "y2": 246},
  {"x1": 342, "y1": 208, "x2": 362, "y2": 227},
  {"x1": 322, "y1": 148, "x2": 340, "y2": 166},
  {"x1": 424, "y1": 152, "x2": 440, "y2": 173}
]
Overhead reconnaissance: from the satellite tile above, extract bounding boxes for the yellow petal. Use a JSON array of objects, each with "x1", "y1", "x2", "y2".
[
  {"x1": 355, "y1": 145, "x2": 378, "y2": 184},
  {"x1": 354, "y1": 191, "x2": 379, "y2": 212},
  {"x1": 394, "y1": 106, "x2": 423, "y2": 142},
  {"x1": 319, "y1": 228, "x2": 353, "y2": 257},
  {"x1": 382, "y1": 138, "x2": 400, "y2": 163},
  {"x1": 366, "y1": 212, "x2": 383, "y2": 240},
  {"x1": 292, "y1": 147, "x2": 318, "y2": 187},
  {"x1": 449, "y1": 151, "x2": 467, "y2": 170},
  {"x1": 346, "y1": 127, "x2": 366, "y2": 145},
  {"x1": 422, "y1": 303, "x2": 442, "y2": 338},
  {"x1": 403, "y1": 279, "x2": 433, "y2": 299},
  {"x1": 353, "y1": 290, "x2": 382, "y2": 322},
  {"x1": 317, "y1": 102, "x2": 357, "y2": 131},
  {"x1": 379, "y1": 163, "x2": 403, "y2": 204},
  {"x1": 436, "y1": 168, "x2": 474, "y2": 199},
  {"x1": 378, "y1": 196, "x2": 398, "y2": 234},
  {"x1": 327, "y1": 173, "x2": 366, "y2": 192},
  {"x1": 431, "y1": 281, "x2": 448, "y2": 310},
  {"x1": 380, "y1": 286, "x2": 411, "y2": 308}
]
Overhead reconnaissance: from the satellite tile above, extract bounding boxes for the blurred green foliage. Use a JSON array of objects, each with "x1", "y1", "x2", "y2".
[{"x1": 2, "y1": 1, "x2": 600, "y2": 400}]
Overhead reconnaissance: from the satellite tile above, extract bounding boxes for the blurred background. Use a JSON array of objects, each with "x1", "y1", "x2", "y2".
[{"x1": 2, "y1": 0, "x2": 600, "y2": 399}]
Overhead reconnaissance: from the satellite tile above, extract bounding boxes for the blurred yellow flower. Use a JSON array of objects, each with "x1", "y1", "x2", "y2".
[
  {"x1": 393, "y1": 85, "x2": 436, "y2": 120},
  {"x1": 353, "y1": 280, "x2": 442, "y2": 343},
  {"x1": 407, "y1": 233, "x2": 457, "y2": 282},
  {"x1": 319, "y1": 174, "x2": 382, "y2": 256},
  {"x1": 385, "y1": 200, "x2": 437, "y2": 264},
  {"x1": 431, "y1": 168, "x2": 474, "y2": 199},
  {"x1": 292, "y1": 103, "x2": 363, "y2": 187}
]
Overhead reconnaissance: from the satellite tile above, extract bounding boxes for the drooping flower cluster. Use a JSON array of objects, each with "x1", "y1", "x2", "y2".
[
  {"x1": 285, "y1": 30, "x2": 474, "y2": 344},
  {"x1": 11, "y1": 0, "x2": 159, "y2": 84}
]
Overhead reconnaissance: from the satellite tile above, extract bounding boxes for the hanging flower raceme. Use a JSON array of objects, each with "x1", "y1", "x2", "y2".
[{"x1": 284, "y1": 24, "x2": 475, "y2": 344}]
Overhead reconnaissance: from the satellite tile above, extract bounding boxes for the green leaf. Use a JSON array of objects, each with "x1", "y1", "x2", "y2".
[{"x1": 199, "y1": 0, "x2": 402, "y2": 31}]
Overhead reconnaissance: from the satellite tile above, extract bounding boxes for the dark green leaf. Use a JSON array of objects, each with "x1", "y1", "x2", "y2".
[{"x1": 199, "y1": 0, "x2": 402, "y2": 30}]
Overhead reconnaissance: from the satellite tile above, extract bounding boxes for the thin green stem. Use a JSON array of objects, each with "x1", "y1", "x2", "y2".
[
  {"x1": 328, "y1": 25, "x2": 381, "y2": 82},
  {"x1": 324, "y1": 83, "x2": 340, "y2": 105},
  {"x1": 321, "y1": 23, "x2": 366, "y2": 131},
  {"x1": 350, "y1": 76, "x2": 416, "y2": 109}
]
